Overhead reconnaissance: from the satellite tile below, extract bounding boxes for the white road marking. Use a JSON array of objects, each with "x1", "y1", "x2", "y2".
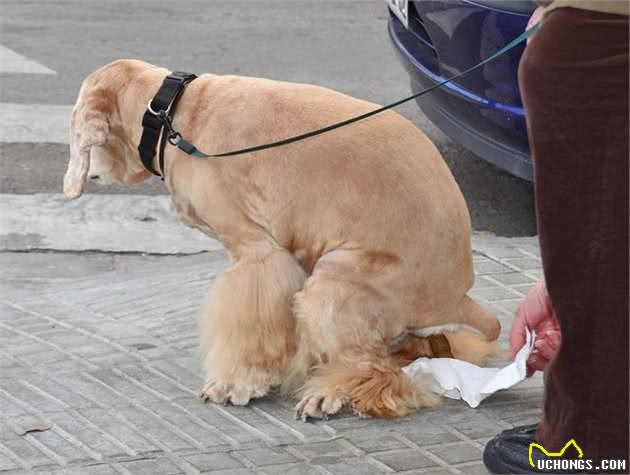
[
  {"x1": 0, "y1": 103, "x2": 71, "y2": 143},
  {"x1": 0, "y1": 45, "x2": 56, "y2": 74}
]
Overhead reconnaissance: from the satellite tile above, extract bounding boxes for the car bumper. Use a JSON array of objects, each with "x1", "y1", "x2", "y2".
[{"x1": 388, "y1": 6, "x2": 533, "y2": 181}]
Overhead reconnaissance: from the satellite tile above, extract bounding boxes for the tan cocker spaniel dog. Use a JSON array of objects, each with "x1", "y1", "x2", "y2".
[{"x1": 64, "y1": 60, "x2": 500, "y2": 420}]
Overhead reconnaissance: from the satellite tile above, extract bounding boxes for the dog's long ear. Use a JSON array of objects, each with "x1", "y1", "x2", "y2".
[{"x1": 63, "y1": 89, "x2": 110, "y2": 199}]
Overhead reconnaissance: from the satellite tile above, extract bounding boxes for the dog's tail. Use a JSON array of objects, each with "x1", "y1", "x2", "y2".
[
  {"x1": 445, "y1": 330, "x2": 501, "y2": 365},
  {"x1": 408, "y1": 296, "x2": 501, "y2": 343},
  {"x1": 392, "y1": 331, "x2": 500, "y2": 367},
  {"x1": 452, "y1": 295, "x2": 501, "y2": 342}
]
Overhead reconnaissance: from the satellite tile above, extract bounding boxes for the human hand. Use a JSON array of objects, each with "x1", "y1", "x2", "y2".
[
  {"x1": 527, "y1": 6, "x2": 545, "y2": 43},
  {"x1": 509, "y1": 281, "x2": 562, "y2": 376}
]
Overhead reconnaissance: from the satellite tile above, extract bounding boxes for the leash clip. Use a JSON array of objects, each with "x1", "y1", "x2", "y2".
[
  {"x1": 167, "y1": 131, "x2": 182, "y2": 145},
  {"x1": 146, "y1": 103, "x2": 183, "y2": 146},
  {"x1": 147, "y1": 104, "x2": 183, "y2": 146},
  {"x1": 151, "y1": 109, "x2": 180, "y2": 143}
]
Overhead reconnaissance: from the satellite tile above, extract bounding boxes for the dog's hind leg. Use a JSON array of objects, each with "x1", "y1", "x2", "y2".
[
  {"x1": 288, "y1": 268, "x2": 439, "y2": 420},
  {"x1": 200, "y1": 245, "x2": 306, "y2": 406},
  {"x1": 295, "y1": 344, "x2": 440, "y2": 420}
]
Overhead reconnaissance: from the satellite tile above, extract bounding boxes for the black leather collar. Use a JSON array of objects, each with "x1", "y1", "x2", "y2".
[{"x1": 138, "y1": 71, "x2": 197, "y2": 178}]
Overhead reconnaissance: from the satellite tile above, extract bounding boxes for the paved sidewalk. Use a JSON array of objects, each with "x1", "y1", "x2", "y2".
[{"x1": 0, "y1": 222, "x2": 544, "y2": 474}]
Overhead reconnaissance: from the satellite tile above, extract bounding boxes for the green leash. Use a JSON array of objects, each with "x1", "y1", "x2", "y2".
[{"x1": 169, "y1": 22, "x2": 540, "y2": 159}]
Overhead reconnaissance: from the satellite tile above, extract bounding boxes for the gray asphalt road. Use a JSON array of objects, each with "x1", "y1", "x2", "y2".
[{"x1": 0, "y1": 0, "x2": 535, "y2": 236}]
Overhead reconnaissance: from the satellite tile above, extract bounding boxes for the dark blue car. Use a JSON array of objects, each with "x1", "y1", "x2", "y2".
[{"x1": 387, "y1": 0, "x2": 535, "y2": 180}]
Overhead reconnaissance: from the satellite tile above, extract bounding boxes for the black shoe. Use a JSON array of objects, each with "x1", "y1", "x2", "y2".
[{"x1": 483, "y1": 424, "x2": 590, "y2": 474}]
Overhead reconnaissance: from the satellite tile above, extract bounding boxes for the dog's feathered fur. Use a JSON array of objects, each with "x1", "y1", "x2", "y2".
[{"x1": 64, "y1": 60, "x2": 500, "y2": 419}]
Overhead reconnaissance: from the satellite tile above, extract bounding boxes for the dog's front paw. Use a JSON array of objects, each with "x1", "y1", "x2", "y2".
[
  {"x1": 295, "y1": 392, "x2": 347, "y2": 421},
  {"x1": 200, "y1": 380, "x2": 269, "y2": 406}
]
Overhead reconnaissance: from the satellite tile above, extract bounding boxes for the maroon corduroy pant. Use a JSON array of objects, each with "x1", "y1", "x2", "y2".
[{"x1": 519, "y1": 7, "x2": 629, "y2": 468}]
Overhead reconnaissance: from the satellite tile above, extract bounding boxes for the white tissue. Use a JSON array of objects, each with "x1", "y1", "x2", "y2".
[{"x1": 402, "y1": 329, "x2": 536, "y2": 408}]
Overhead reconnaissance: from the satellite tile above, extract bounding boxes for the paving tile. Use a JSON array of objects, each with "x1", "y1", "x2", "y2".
[
  {"x1": 397, "y1": 423, "x2": 461, "y2": 446},
  {"x1": 324, "y1": 412, "x2": 402, "y2": 432},
  {"x1": 115, "y1": 406, "x2": 197, "y2": 452},
  {"x1": 79, "y1": 407, "x2": 160, "y2": 456},
  {"x1": 54, "y1": 374, "x2": 130, "y2": 408},
  {"x1": 237, "y1": 447, "x2": 298, "y2": 466},
  {"x1": 0, "y1": 379, "x2": 69, "y2": 413},
  {"x1": 0, "y1": 393, "x2": 34, "y2": 417},
  {"x1": 145, "y1": 401, "x2": 228, "y2": 449},
  {"x1": 88, "y1": 352, "x2": 140, "y2": 368},
  {"x1": 250, "y1": 400, "x2": 334, "y2": 440},
  {"x1": 411, "y1": 470, "x2": 454, "y2": 475},
  {"x1": 526, "y1": 269, "x2": 544, "y2": 279},
  {"x1": 503, "y1": 257, "x2": 542, "y2": 271},
  {"x1": 493, "y1": 299, "x2": 522, "y2": 313},
  {"x1": 115, "y1": 457, "x2": 183, "y2": 474},
  {"x1": 499, "y1": 411, "x2": 542, "y2": 428},
  {"x1": 49, "y1": 464, "x2": 122, "y2": 474},
  {"x1": 485, "y1": 272, "x2": 536, "y2": 286},
  {"x1": 14, "y1": 349, "x2": 68, "y2": 367},
  {"x1": 258, "y1": 462, "x2": 321, "y2": 474},
  {"x1": 471, "y1": 276, "x2": 499, "y2": 289},
  {"x1": 289, "y1": 440, "x2": 357, "y2": 460},
  {"x1": 44, "y1": 411, "x2": 131, "y2": 459},
  {"x1": 0, "y1": 452, "x2": 20, "y2": 471},
  {"x1": 314, "y1": 457, "x2": 389, "y2": 474},
  {"x1": 71, "y1": 343, "x2": 118, "y2": 359},
  {"x1": 116, "y1": 364, "x2": 192, "y2": 400},
  {"x1": 184, "y1": 452, "x2": 244, "y2": 471},
  {"x1": 457, "y1": 462, "x2": 492, "y2": 475},
  {"x1": 175, "y1": 399, "x2": 262, "y2": 445},
  {"x1": 345, "y1": 431, "x2": 408, "y2": 453},
  {"x1": 469, "y1": 287, "x2": 521, "y2": 302},
  {"x1": 483, "y1": 248, "x2": 527, "y2": 259},
  {"x1": 0, "y1": 423, "x2": 54, "y2": 468},
  {"x1": 373, "y1": 449, "x2": 439, "y2": 471},
  {"x1": 427, "y1": 442, "x2": 482, "y2": 464},
  {"x1": 511, "y1": 283, "x2": 537, "y2": 294},
  {"x1": 87, "y1": 368, "x2": 166, "y2": 404},
  {"x1": 27, "y1": 428, "x2": 95, "y2": 465},
  {"x1": 210, "y1": 404, "x2": 298, "y2": 445},
  {"x1": 211, "y1": 470, "x2": 256, "y2": 475},
  {"x1": 451, "y1": 415, "x2": 506, "y2": 440},
  {"x1": 473, "y1": 260, "x2": 510, "y2": 275},
  {"x1": 18, "y1": 374, "x2": 96, "y2": 410}
]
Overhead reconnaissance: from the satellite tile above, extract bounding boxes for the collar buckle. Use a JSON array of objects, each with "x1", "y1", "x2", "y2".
[
  {"x1": 146, "y1": 100, "x2": 171, "y2": 117},
  {"x1": 138, "y1": 71, "x2": 197, "y2": 178}
]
